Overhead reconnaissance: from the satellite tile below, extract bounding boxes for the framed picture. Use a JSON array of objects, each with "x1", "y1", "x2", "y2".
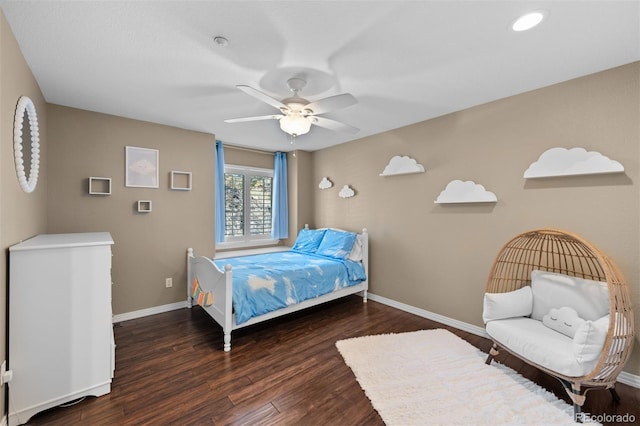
[{"x1": 125, "y1": 146, "x2": 159, "y2": 188}]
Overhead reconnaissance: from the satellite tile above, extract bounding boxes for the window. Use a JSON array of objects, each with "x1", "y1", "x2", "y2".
[{"x1": 222, "y1": 165, "x2": 274, "y2": 246}]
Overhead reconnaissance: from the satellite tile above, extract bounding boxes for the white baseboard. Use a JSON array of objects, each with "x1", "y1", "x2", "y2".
[
  {"x1": 367, "y1": 292, "x2": 640, "y2": 389},
  {"x1": 367, "y1": 293, "x2": 488, "y2": 338},
  {"x1": 1, "y1": 414, "x2": 6, "y2": 426},
  {"x1": 617, "y1": 371, "x2": 640, "y2": 388},
  {"x1": 112, "y1": 301, "x2": 188, "y2": 323}
]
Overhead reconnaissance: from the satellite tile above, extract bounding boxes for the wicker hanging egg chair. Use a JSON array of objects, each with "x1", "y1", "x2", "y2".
[{"x1": 484, "y1": 229, "x2": 634, "y2": 416}]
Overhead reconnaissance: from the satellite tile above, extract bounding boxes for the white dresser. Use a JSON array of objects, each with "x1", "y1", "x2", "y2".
[{"x1": 8, "y1": 232, "x2": 115, "y2": 426}]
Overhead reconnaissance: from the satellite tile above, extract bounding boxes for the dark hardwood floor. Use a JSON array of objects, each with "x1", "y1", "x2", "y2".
[{"x1": 25, "y1": 296, "x2": 639, "y2": 425}]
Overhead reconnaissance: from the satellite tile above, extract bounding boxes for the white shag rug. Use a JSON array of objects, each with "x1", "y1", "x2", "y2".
[{"x1": 336, "y1": 329, "x2": 598, "y2": 425}]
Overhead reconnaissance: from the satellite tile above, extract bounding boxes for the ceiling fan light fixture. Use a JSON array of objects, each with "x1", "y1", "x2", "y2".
[
  {"x1": 227, "y1": 81, "x2": 358, "y2": 140},
  {"x1": 512, "y1": 11, "x2": 546, "y2": 32},
  {"x1": 280, "y1": 114, "x2": 311, "y2": 136}
]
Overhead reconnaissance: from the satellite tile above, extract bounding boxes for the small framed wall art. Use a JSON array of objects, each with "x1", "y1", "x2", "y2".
[{"x1": 126, "y1": 146, "x2": 159, "y2": 188}]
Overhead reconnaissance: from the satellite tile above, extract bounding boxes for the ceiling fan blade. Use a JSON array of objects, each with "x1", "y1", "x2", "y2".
[
  {"x1": 303, "y1": 93, "x2": 357, "y2": 115},
  {"x1": 224, "y1": 114, "x2": 283, "y2": 123},
  {"x1": 311, "y1": 116, "x2": 359, "y2": 134},
  {"x1": 236, "y1": 85, "x2": 288, "y2": 111}
]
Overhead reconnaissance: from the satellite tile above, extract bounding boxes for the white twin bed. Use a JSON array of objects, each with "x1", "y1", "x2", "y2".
[{"x1": 187, "y1": 226, "x2": 368, "y2": 351}]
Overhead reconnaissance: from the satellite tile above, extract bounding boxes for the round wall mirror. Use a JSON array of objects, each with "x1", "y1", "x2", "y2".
[{"x1": 13, "y1": 96, "x2": 40, "y2": 193}]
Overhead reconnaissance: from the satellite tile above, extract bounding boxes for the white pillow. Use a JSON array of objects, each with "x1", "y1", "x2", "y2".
[
  {"x1": 573, "y1": 315, "x2": 609, "y2": 364},
  {"x1": 542, "y1": 307, "x2": 586, "y2": 338},
  {"x1": 482, "y1": 286, "x2": 533, "y2": 323},
  {"x1": 317, "y1": 228, "x2": 363, "y2": 261},
  {"x1": 531, "y1": 270, "x2": 609, "y2": 321},
  {"x1": 347, "y1": 234, "x2": 363, "y2": 261}
]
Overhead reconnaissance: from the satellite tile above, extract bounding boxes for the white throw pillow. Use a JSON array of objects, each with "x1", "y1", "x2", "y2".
[
  {"x1": 482, "y1": 286, "x2": 533, "y2": 323},
  {"x1": 347, "y1": 234, "x2": 363, "y2": 261},
  {"x1": 573, "y1": 315, "x2": 609, "y2": 364},
  {"x1": 542, "y1": 307, "x2": 586, "y2": 338},
  {"x1": 531, "y1": 270, "x2": 609, "y2": 321}
]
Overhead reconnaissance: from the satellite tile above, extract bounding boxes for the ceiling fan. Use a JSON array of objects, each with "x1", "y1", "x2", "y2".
[{"x1": 225, "y1": 77, "x2": 359, "y2": 137}]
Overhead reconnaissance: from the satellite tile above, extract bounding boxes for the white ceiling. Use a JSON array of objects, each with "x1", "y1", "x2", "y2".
[{"x1": 1, "y1": 1, "x2": 639, "y2": 152}]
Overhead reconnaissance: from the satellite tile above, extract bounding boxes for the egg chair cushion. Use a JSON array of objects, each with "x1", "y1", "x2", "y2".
[
  {"x1": 482, "y1": 286, "x2": 533, "y2": 323},
  {"x1": 530, "y1": 270, "x2": 610, "y2": 322}
]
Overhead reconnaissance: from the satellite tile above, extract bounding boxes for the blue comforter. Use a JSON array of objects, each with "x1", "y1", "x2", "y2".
[{"x1": 213, "y1": 251, "x2": 366, "y2": 325}]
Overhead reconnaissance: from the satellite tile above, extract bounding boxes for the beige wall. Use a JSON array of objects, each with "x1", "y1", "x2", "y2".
[
  {"x1": 1, "y1": 9, "x2": 48, "y2": 418},
  {"x1": 312, "y1": 63, "x2": 640, "y2": 376},
  {"x1": 46, "y1": 105, "x2": 214, "y2": 315},
  {"x1": 224, "y1": 145, "x2": 274, "y2": 169},
  {"x1": 287, "y1": 150, "x2": 314, "y2": 245}
]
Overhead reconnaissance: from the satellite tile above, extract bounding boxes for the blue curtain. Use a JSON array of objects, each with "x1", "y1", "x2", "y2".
[
  {"x1": 271, "y1": 151, "x2": 289, "y2": 239},
  {"x1": 214, "y1": 141, "x2": 226, "y2": 244}
]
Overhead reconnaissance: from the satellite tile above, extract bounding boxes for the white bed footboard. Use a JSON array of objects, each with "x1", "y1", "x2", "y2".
[{"x1": 186, "y1": 248, "x2": 234, "y2": 351}]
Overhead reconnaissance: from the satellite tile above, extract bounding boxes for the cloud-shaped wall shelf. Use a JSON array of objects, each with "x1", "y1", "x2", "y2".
[
  {"x1": 524, "y1": 147, "x2": 624, "y2": 179},
  {"x1": 339, "y1": 185, "x2": 356, "y2": 198},
  {"x1": 435, "y1": 180, "x2": 497, "y2": 204},
  {"x1": 318, "y1": 177, "x2": 333, "y2": 189},
  {"x1": 380, "y1": 155, "x2": 425, "y2": 176}
]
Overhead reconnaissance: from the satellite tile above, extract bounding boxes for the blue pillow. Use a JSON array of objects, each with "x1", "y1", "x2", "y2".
[
  {"x1": 316, "y1": 229, "x2": 357, "y2": 259},
  {"x1": 292, "y1": 228, "x2": 326, "y2": 253}
]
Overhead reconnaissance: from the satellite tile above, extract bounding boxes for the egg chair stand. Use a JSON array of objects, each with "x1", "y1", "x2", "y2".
[{"x1": 483, "y1": 229, "x2": 634, "y2": 419}]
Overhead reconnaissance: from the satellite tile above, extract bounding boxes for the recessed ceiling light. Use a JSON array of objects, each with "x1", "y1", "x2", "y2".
[
  {"x1": 512, "y1": 11, "x2": 546, "y2": 32},
  {"x1": 213, "y1": 36, "x2": 229, "y2": 47}
]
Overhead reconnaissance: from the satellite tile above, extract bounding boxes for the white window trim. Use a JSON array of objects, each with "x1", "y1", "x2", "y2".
[
  {"x1": 215, "y1": 245, "x2": 290, "y2": 260},
  {"x1": 218, "y1": 164, "x2": 276, "y2": 249}
]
